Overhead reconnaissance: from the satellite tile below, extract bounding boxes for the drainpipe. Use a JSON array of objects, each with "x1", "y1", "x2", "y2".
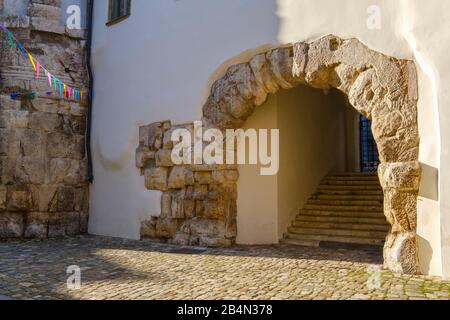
[{"x1": 86, "y1": 0, "x2": 94, "y2": 183}]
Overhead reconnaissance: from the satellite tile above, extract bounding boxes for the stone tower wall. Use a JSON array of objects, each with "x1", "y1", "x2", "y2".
[{"x1": 0, "y1": 0, "x2": 90, "y2": 238}]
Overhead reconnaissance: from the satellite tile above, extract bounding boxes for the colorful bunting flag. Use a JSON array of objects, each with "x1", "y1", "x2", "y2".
[{"x1": 0, "y1": 21, "x2": 86, "y2": 101}]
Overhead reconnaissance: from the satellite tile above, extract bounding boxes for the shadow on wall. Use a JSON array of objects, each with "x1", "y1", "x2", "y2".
[{"x1": 419, "y1": 162, "x2": 439, "y2": 201}]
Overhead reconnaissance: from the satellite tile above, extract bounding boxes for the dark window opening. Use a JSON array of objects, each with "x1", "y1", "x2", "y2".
[
  {"x1": 107, "y1": 0, "x2": 131, "y2": 26},
  {"x1": 360, "y1": 116, "x2": 380, "y2": 172}
]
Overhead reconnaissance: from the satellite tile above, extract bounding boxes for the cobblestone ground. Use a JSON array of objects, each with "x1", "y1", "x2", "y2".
[{"x1": 0, "y1": 236, "x2": 449, "y2": 300}]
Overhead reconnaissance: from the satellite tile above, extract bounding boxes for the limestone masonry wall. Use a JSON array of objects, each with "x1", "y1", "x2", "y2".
[{"x1": 0, "y1": 0, "x2": 89, "y2": 238}]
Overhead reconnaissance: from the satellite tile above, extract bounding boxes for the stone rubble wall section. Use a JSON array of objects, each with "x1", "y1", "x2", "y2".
[
  {"x1": 0, "y1": 0, "x2": 89, "y2": 239},
  {"x1": 138, "y1": 35, "x2": 421, "y2": 275}
]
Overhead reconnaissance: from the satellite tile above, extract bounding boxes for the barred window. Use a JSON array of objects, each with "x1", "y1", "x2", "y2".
[{"x1": 107, "y1": 0, "x2": 131, "y2": 25}]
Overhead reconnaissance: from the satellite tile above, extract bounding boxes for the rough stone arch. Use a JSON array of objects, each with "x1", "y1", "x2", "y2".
[{"x1": 137, "y1": 35, "x2": 421, "y2": 274}]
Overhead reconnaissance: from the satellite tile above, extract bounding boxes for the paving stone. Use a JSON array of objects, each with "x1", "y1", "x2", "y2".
[{"x1": 0, "y1": 236, "x2": 449, "y2": 300}]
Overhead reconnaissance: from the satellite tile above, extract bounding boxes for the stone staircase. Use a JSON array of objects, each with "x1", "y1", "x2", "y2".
[{"x1": 281, "y1": 172, "x2": 389, "y2": 248}]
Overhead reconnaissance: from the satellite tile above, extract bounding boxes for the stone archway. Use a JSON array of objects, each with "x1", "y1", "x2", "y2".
[{"x1": 137, "y1": 35, "x2": 421, "y2": 274}]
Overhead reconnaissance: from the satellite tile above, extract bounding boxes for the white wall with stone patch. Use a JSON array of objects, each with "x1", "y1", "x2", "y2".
[{"x1": 90, "y1": 0, "x2": 448, "y2": 277}]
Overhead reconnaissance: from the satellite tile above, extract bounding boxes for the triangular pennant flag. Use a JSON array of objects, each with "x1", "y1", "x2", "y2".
[
  {"x1": 36, "y1": 63, "x2": 41, "y2": 79},
  {"x1": 7, "y1": 31, "x2": 15, "y2": 49},
  {"x1": 18, "y1": 43, "x2": 28, "y2": 59},
  {"x1": 45, "y1": 70, "x2": 52, "y2": 87},
  {"x1": 27, "y1": 53, "x2": 36, "y2": 71},
  {"x1": 53, "y1": 76, "x2": 57, "y2": 89},
  {"x1": 58, "y1": 81, "x2": 63, "y2": 96}
]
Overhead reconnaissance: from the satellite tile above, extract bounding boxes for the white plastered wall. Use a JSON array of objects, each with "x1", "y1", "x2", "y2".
[{"x1": 90, "y1": 0, "x2": 447, "y2": 276}]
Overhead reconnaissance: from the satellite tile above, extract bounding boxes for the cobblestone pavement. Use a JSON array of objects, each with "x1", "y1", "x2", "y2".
[{"x1": 0, "y1": 236, "x2": 449, "y2": 300}]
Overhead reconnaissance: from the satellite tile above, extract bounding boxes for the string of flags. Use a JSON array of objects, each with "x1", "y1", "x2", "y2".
[{"x1": 0, "y1": 21, "x2": 87, "y2": 101}]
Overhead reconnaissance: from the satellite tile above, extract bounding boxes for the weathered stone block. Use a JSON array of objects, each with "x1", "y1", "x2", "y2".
[
  {"x1": 0, "y1": 110, "x2": 29, "y2": 129},
  {"x1": 48, "y1": 212, "x2": 66, "y2": 238},
  {"x1": 379, "y1": 162, "x2": 421, "y2": 191},
  {"x1": 136, "y1": 146, "x2": 155, "y2": 169},
  {"x1": 155, "y1": 149, "x2": 174, "y2": 167},
  {"x1": 384, "y1": 231, "x2": 420, "y2": 274},
  {"x1": 168, "y1": 167, "x2": 193, "y2": 189},
  {"x1": 15, "y1": 156, "x2": 46, "y2": 184},
  {"x1": 30, "y1": 16, "x2": 65, "y2": 34},
  {"x1": 20, "y1": 129, "x2": 46, "y2": 158},
  {"x1": 29, "y1": 185, "x2": 58, "y2": 212},
  {"x1": 24, "y1": 212, "x2": 49, "y2": 239},
  {"x1": 30, "y1": 112, "x2": 61, "y2": 132},
  {"x1": 161, "y1": 193, "x2": 172, "y2": 218},
  {"x1": 57, "y1": 186, "x2": 75, "y2": 212},
  {"x1": 0, "y1": 185, "x2": 6, "y2": 210},
  {"x1": 212, "y1": 170, "x2": 239, "y2": 183},
  {"x1": 47, "y1": 132, "x2": 85, "y2": 159},
  {"x1": 47, "y1": 158, "x2": 86, "y2": 184},
  {"x1": 140, "y1": 123, "x2": 163, "y2": 149},
  {"x1": 194, "y1": 172, "x2": 213, "y2": 185},
  {"x1": 7, "y1": 188, "x2": 31, "y2": 212},
  {"x1": 144, "y1": 167, "x2": 168, "y2": 191},
  {"x1": 171, "y1": 191, "x2": 185, "y2": 219},
  {"x1": 0, "y1": 95, "x2": 21, "y2": 110},
  {"x1": 66, "y1": 212, "x2": 80, "y2": 236},
  {"x1": 0, "y1": 213, "x2": 23, "y2": 238}
]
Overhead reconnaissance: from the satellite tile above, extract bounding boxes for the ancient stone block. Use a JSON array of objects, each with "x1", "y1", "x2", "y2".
[
  {"x1": 66, "y1": 212, "x2": 81, "y2": 236},
  {"x1": 212, "y1": 170, "x2": 239, "y2": 184},
  {"x1": 136, "y1": 146, "x2": 155, "y2": 169},
  {"x1": 7, "y1": 188, "x2": 31, "y2": 212},
  {"x1": 30, "y1": 16, "x2": 65, "y2": 34},
  {"x1": 384, "y1": 190, "x2": 418, "y2": 232},
  {"x1": 15, "y1": 157, "x2": 46, "y2": 184},
  {"x1": 0, "y1": 110, "x2": 29, "y2": 129},
  {"x1": 155, "y1": 218, "x2": 178, "y2": 239},
  {"x1": 47, "y1": 132, "x2": 85, "y2": 159},
  {"x1": 48, "y1": 212, "x2": 66, "y2": 238},
  {"x1": 379, "y1": 162, "x2": 421, "y2": 191},
  {"x1": 30, "y1": 112, "x2": 62, "y2": 132},
  {"x1": 384, "y1": 231, "x2": 420, "y2": 275},
  {"x1": 28, "y1": 3, "x2": 62, "y2": 20},
  {"x1": 194, "y1": 172, "x2": 213, "y2": 185},
  {"x1": 140, "y1": 123, "x2": 163, "y2": 150},
  {"x1": 155, "y1": 149, "x2": 174, "y2": 167},
  {"x1": 0, "y1": 185, "x2": 6, "y2": 211},
  {"x1": 80, "y1": 211, "x2": 89, "y2": 234},
  {"x1": 171, "y1": 191, "x2": 185, "y2": 219},
  {"x1": 24, "y1": 212, "x2": 49, "y2": 239},
  {"x1": 168, "y1": 166, "x2": 193, "y2": 189},
  {"x1": 30, "y1": 185, "x2": 58, "y2": 212},
  {"x1": 0, "y1": 95, "x2": 21, "y2": 110},
  {"x1": 161, "y1": 193, "x2": 172, "y2": 218},
  {"x1": 57, "y1": 186, "x2": 75, "y2": 212},
  {"x1": 47, "y1": 158, "x2": 86, "y2": 184},
  {"x1": 20, "y1": 129, "x2": 46, "y2": 158},
  {"x1": 144, "y1": 167, "x2": 168, "y2": 191},
  {"x1": 0, "y1": 213, "x2": 23, "y2": 238}
]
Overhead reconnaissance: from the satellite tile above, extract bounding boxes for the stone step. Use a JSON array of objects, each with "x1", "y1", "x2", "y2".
[
  {"x1": 284, "y1": 233, "x2": 385, "y2": 246},
  {"x1": 307, "y1": 199, "x2": 383, "y2": 206},
  {"x1": 310, "y1": 194, "x2": 384, "y2": 201},
  {"x1": 328, "y1": 172, "x2": 378, "y2": 177},
  {"x1": 300, "y1": 209, "x2": 385, "y2": 219},
  {"x1": 288, "y1": 226, "x2": 387, "y2": 239},
  {"x1": 296, "y1": 215, "x2": 388, "y2": 225},
  {"x1": 321, "y1": 179, "x2": 381, "y2": 186},
  {"x1": 279, "y1": 238, "x2": 320, "y2": 247},
  {"x1": 303, "y1": 204, "x2": 383, "y2": 212},
  {"x1": 315, "y1": 189, "x2": 384, "y2": 196},
  {"x1": 317, "y1": 185, "x2": 382, "y2": 191},
  {"x1": 324, "y1": 175, "x2": 380, "y2": 181},
  {"x1": 293, "y1": 220, "x2": 390, "y2": 232}
]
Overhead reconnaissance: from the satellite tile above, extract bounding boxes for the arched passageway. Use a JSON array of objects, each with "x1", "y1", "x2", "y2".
[{"x1": 137, "y1": 35, "x2": 421, "y2": 274}]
